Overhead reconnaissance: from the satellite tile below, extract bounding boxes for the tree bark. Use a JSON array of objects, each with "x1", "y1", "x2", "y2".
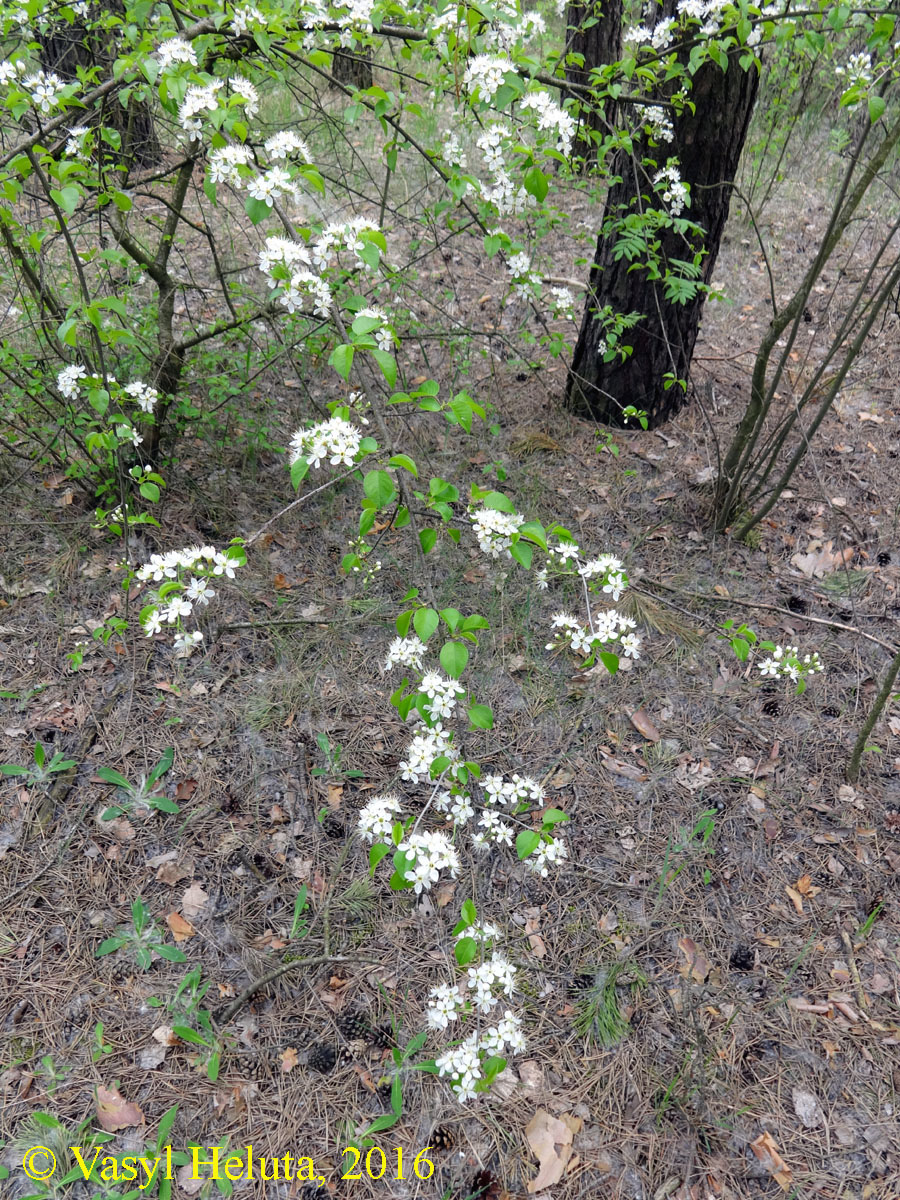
[
  {"x1": 566, "y1": 8, "x2": 759, "y2": 428},
  {"x1": 564, "y1": 1, "x2": 622, "y2": 165},
  {"x1": 331, "y1": 48, "x2": 374, "y2": 90}
]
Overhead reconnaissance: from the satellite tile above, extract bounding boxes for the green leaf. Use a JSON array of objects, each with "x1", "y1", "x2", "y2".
[
  {"x1": 481, "y1": 490, "x2": 515, "y2": 513},
  {"x1": 96, "y1": 937, "x2": 128, "y2": 957},
  {"x1": 0, "y1": 764, "x2": 29, "y2": 776},
  {"x1": 371, "y1": 349, "x2": 397, "y2": 387},
  {"x1": 516, "y1": 830, "x2": 541, "y2": 860},
  {"x1": 542, "y1": 808, "x2": 569, "y2": 827},
  {"x1": 419, "y1": 528, "x2": 437, "y2": 554},
  {"x1": 390, "y1": 1075, "x2": 402, "y2": 1117},
  {"x1": 868, "y1": 94, "x2": 886, "y2": 123},
  {"x1": 413, "y1": 608, "x2": 439, "y2": 641},
  {"x1": 388, "y1": 453, "x2": 418, "y2": 477},
  {"x1": 365, "y1": 1113, "x2": 400, "y2": 1135},
  {"x1": 150, "y1": 796, "x2": 181, "y2": 814},
  {"x1": 440, "y1": 641, "x2": 468, "y2": 678},
  {"x1": 455, "y1": 936, "x2": 478, "y2": 966},
  {"x1": 156, "y1": 1104, "x2": 180, "y2": 1152},
  {"x1": 369, "y1": 843, "x2": 392, "y2": 875},
  {"x1": 173, "y1": 1026, "x2": 209, "y2": 1045},
  {"x1": 155, "y1": 944, "x2": 187, "y2": 963},
  {"x1": 598, "y1": 650, "x2": 619, "y2": 675},
  {"x1": 523, "y1": 165, "x2": 549, "y2": 202},
  {"x1": 96, "y1": 766, "x2": 133, "y2": 790},
  {"x1": 33, "y1": 741, "x2": 45, "y2": 768},
  {"x1": 510, "y1": 541, "x2": 532, "y2": 569},
  {"x1": 461, "y1": 898, "x2": 477, "y2": 925},
  {"x1": 244, "y1": 196, "x2": 272, "y2": 225},
  {"x1": 467, "y1": 703, "x2": 493, "y2": 730},
  {"x1": 363, "y1": 469, "x2": 396, "y2": 509},
  {"x1": 329, "y1": 343, "x2": 354, "y2": 380},
  {"x1": 290, "y1": 456, "x2": 310, "y2": 490}
]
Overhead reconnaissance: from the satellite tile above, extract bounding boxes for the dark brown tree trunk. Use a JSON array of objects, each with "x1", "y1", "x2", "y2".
[
  {"x1": 40, "y1": 10, "x2": 160, "y2": 168},
  {"x1": 566, "y1": 9, "x2": 759, "y2": 428},
  {"x1": 564, "y1": 1, "x2": 622, "y2": 165},
  {"x1": 331, "y1": 48, "x2": 374, "y2": 90}
]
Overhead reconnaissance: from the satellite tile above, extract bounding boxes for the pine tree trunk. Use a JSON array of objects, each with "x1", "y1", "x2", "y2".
[
  {"x1": 566, "y1": 19, "x2": 759, "y2": 427},
  {"x1": 331, "y1": 48, "x2": 374, "y2": 90},
  {"x1": 564, "y1": 1, "x2": 622, "y2": 165},
  {"x1": 40, "y1": 10, "x2": 160, "y2": 168}
]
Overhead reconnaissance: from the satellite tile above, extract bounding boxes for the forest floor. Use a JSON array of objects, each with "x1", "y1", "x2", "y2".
[{"x1": 2, "y1": 129, "x2": 900, "y2": 1200}]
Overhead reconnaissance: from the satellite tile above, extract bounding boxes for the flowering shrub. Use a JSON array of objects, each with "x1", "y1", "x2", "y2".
[
  {"x1": 134, "y1": 543, "x2": 247, "y2": 657},
  {"x1": 722, "y1": 622, "x2": 826, "y2": 695}
]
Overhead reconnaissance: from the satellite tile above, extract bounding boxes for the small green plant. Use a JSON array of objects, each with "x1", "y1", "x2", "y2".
[
  {"x1": 311, "y1": 733, "x2": 364, "y2": 781},
  {"x1": 95, "y1": 898, "x2": 186, "y2": 971},
  {"x1": 290, "y1": 885, "x2": 310, "y2": 939},
  {"x1": 657, "y1": 808, "x2": 719, "y2": 903},
  {"x1": 148, "y1": 967, "x2": 231, "y2": 1083},
  {"x1": 720, "y1": 620, "x2": 825, "y2": 695},
  {"x1": 97, "y1": 747, "x2": 178, "y2": 818},
  {"x1": 91, "y1": 1022, "x2": 114, "y2": 1064},
  {"x1": 574, "y1": 961, "x2": 647, "y2": 1047},
  {"x1": 0, "y1": 741, "x2": 76, "y2": 786},
  {"x1": 35, "y1": 1055, "x2": 69, "y2": 1097},
  {"x1": 67, "y1": 616, "x2": 129, "y2": 671}
]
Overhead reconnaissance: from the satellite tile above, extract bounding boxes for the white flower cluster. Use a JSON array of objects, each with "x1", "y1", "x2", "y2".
[
  {"x1": 156, "y1": 38, "x2": 198, "y2": 71},
  {"x1": 57, "y1": 363, "x2": 88, "y2": 399},
  {"x1": 477, "y1": 125, "x2": 534, "y2": 217},
  {"x1": 57, "y1": 367, "x2": 158, "y2": 417},
  {"x1": 443, "y1": 131, "x2": 467, "y2": 169},
  {"x1": 482, "y1": 773, "x2": 545, "y2": 806},
  {"x1": 546, "y1": 611, "x2": 640, "y2": 660},
  {"x1": 399, "y1": 830, "x2": 461, "y2": 893},
  {"x1": 471, "y1": 808, "x2": 515, "y2": 850},
  {"x1": 758, "y1": 645, "x2": 824, "y2": 683},
  {"x1": 470, "y1": 505, "x2": 525, "y2": 559},
  {"x1": 288, "y1": 415, "x2": 362, "y2": 469},
  {"x1": 384, "y1": 635, "x2": 426, "y2": 672},
  {"x1": 653, "y1": 161, "x2": 689, "y2": 216},
  {"x1": 508, "y1": 251, "x2": 540, "y2": 300},
  {"x1": 525, "y1": 837, "x2": 569, "y2": 877},
  {"x1": 178, "y1": 80, "x2": 223, "y2": 140},
  {"x1": 420, "y1": 671, "x2": 466, "y2": 720},
  {"x1": 232, "y1": 4, "x2": 266, "y2": 36},
  {"x1": 638, "y1": 104, "x2": 674, "y2": 143},
  {"x1": 357, "y1": 792, "x2": 402, "y2": 842},
  {"x1": 0, "y1": 60, "x2": 26, "y2": 87},
  {"x1": 433, "y1": 789, "x2": 476, "y2": 826},
  {"x1": 135, "y1": 544, "x2": 244, "y2": 657},
  {"x1": 399, "y1": 723, "x2": 457, "y2": 783},
  {"x1": 265, "y1": 130, "x2": 311, "y2": 161},
  {"x1": 484, "y1": 9, "x2": 547, "y2": 52},
  {"x1": 23, "y1": 70, "x2": 67, "y2": 113},
  {"x1": 435, "y1": 1010, "x2": 526, "y2": 1103},
  {"x1": 247, "y1": 165, "x2": 293, "y2": 206},
  {"x1": 519, "y1": 90, "x2": 576, "y2": 156},
  {"x1": 231, "y1": 76, "x2": 260, "y2": 119},
  {"x1": 312, "y1": 217, "x2": 381, "y2": 270},
  {"x1": 549, "y1": 286, "x2": 574, "y2": 318},
  {"x1": 124, "y1": 381, "x2": 159, "y2": 413},
  {"x1": 257, "y1": 236, "x2": 332, "y2": 315},
  {"x1": 208, "y1": 143, "x2": 252, "y2": 186},
  {"x1": 64, "y1": 125, "x2": 91, "y2": 159},
  {"x1": 463, "y1": 54, "x2": 510, "y2": 101},
  {"x1": 836, "y1": 53, "x2": 873, "y2": 87}
]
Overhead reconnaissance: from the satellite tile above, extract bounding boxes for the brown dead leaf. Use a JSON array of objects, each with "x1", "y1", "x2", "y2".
[
  {"x1": 176, "y1": 1163, "x2": 204, "y2": 1195},
  {"x1": 326, "y1": 783, "x2": 343, "y2": 809},
  {"x1": 166, "y1": 912, "x2": 195, "y2": 942},
  {"x1": 600, "y1": 754, "x2": 648, "y2": 781},
  {"x1": 524, "y1": 916, "x2": 546, "y2": 958},
  {"x1": 280, "y1": 1047, "x2": 299, "y2": 1073},
  {"x1": 435, "y1": 882, "x2": 456, "y2": 908},
  {"x1": 629, "y1": 709, "x2": 660, "y2": 742},
  {"x1": 157, "y1": 860, "x2": 191, "y2": 886},
  {"x1": 96, "y1": 1084, "x2": 144, "y2": 1132},
  {"x1": 678, "y1": 936, "x2": 712, "y2": 983},
  {"x1": 273, "y1": 573, "x2": 291, "y2": 589},
  {"x1": 174, "y1": 778, "x2": 198, "y2": 802},
  {"x1": 793, "y1": 874, "x2": 821, "y2": 898},
  {"x1": 750, "y1": 1132, "x2": 793, "y2": 1191},
  {"x1": 525, "y1": 1108, "x2": 582, "y2": 1193},
  {"x1": 791, "y1": 540, "x2": 854, "y2": 578},
  {"x1": 785, "y1": 885, "x2": 805, "y2": 915},
  {"x1": 152, "y1": 1025, "x2": 178, "y2": 1046},
  {"x1": 181, "y1": 882, "x2": 209, "y2": 920}
]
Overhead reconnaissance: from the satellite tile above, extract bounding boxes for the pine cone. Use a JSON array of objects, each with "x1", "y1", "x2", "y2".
[
  {"x1": 307, "y1": 1042, "x2": 337, "y2": 1073},
  {"x1": 336, "y1": 1011, "x2": 371, "y2": 1041}
]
